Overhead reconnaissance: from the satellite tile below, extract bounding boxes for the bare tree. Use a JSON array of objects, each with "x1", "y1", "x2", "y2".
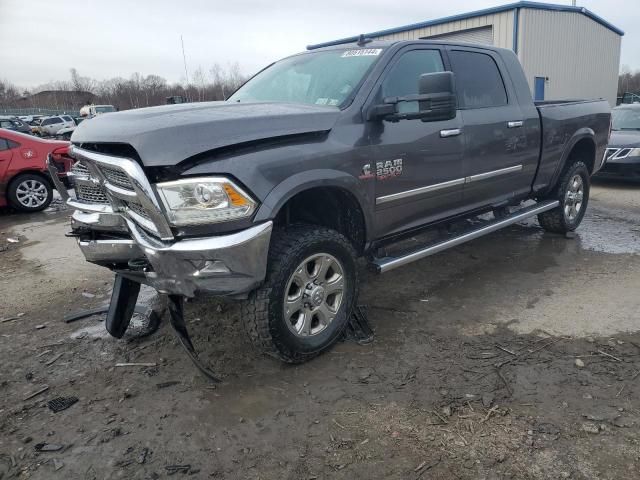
[{"x1": 0, "y1": 64, "x2": 248, "y2": 111}]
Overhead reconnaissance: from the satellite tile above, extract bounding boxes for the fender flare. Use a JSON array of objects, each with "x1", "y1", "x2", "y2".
[
  {"x1": 253, "y1": 169, "x2": 374, "y2": 243},
  {"x1": 547, "y1": 128, "x2": 596, "y2": 190}
]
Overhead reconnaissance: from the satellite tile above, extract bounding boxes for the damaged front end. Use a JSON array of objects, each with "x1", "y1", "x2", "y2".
[
  {"x1": 47, "y1": 146, "x2": 273, "y2": 381},
  {"x1": 49, "y1": 146, "x2": 272, "y2": 298}
]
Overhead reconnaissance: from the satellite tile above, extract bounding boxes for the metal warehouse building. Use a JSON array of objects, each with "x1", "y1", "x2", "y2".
[{"x1": 309, "y1": 1, "x2": 623, "y2": 106}]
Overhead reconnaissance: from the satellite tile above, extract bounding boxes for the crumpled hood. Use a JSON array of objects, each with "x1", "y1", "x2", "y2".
[
  {"x1": 608, "y1": 130, "x2": 640, "y2": 148},
  {"x1": 71, "y1": 101, "x2": 340, "y2": 166}
]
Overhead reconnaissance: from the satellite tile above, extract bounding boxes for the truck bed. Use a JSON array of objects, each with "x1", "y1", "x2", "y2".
[{"x1": 533, "y1": 99, "x2": 611, "y2": 193}]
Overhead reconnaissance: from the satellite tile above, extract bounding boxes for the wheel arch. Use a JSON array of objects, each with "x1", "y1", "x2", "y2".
[
  {"x1": 7, "y1": 169, "x2": 52, "y2": 191},
  {"x1": 551, "y1": 130, "x2": 597, "y2": 185},
  {"x1": 253, "y1": 170, "x2": 372, "y2": 254}
]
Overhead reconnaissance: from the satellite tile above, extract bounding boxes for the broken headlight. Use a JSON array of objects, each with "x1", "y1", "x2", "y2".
[{"x1": 156, "y1": 177, "x2": 256, "y2": 226}]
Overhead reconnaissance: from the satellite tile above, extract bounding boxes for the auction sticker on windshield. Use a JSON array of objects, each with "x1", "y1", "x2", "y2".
[{"x1": 342, "y1": 49, "x2": 382, "y2": 57}]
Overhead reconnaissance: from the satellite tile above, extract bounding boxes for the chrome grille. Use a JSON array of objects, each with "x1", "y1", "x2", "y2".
[
  {"x1": 76, "y1": 183, "x2": 109, "y2": 204},
  {"x1": 605, "y1": 148, "x2": 633, "y2": 162},
  {"x1": 69, "y1": 146, "x2": 174, "y2": 240},
  {"x1": 71, "y1": 161, "x2": 89, "y2": 176},
  {"x1": 99, "y1": 164, "x2": 134, "y2": 190},
  {"x1": 125, "y1": 201, "x2": 150, "y2": 219}
]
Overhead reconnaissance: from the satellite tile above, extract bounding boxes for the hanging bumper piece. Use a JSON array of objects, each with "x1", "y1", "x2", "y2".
[{"x1": 167, "y1": 295, "x2": 221, "y2": 383}]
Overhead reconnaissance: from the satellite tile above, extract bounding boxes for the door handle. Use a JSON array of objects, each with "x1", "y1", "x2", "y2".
[
  {"x1": 440, "y1": 128, "x2": 461, "y2": 138},
  {"x1": 507, "y1": 121, "x2": 524, "y2": 128}
]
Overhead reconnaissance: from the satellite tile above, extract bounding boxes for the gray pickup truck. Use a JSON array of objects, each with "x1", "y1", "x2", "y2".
[{"x1": 50, "y1": 39, "x2": 611, "y2": 367}]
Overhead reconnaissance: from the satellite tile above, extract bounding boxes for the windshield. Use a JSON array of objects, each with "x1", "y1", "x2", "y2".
[
  {"x1": 228, "y1": 48, "x2": 384, "y2": 108},
  {"x1": 612, "y1": 108, "x2": 640, "y2": 131}
]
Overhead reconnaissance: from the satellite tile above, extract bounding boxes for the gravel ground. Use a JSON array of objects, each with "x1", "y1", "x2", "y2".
[{"x1": 1, "y1": 179, "x2": 639, "y2": 479}]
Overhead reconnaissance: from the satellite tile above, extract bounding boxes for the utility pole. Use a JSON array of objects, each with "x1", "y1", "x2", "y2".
[{"x1": 181, "y1": 35, "x2": 189, "y2": 86}]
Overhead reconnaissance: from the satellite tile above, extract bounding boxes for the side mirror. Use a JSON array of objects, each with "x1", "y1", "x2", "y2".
[
  {"x1": 417, "y1": 71, "x2": 457, "y2": 122},
  {"x1": 367, "y1": 71, "x2": 457, "y2": 122}
]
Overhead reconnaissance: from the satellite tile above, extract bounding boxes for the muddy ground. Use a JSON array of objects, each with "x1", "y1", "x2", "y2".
[{"x1": 1, "y1": 180, "x2": 640, "y2": 480}]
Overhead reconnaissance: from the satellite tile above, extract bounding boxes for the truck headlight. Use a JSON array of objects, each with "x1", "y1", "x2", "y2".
[
  {"x1": 628, "y1": 148, "x2": 640, "y2": 158},
  {"x1": 156, "y1": 177, "x2": 256, "y2": 226}
]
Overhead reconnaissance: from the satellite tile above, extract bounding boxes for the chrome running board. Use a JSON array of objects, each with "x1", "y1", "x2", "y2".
[{"x1": 372, "y1": 200, "x2": 559, "y2": 273}]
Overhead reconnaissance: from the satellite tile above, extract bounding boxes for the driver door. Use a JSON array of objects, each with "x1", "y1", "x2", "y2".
[{"x1": 366, "y1": 47, "x2": 465, "y2": 238}]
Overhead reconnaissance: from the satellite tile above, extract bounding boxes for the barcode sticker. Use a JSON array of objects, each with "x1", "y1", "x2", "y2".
[{"x1": 341, "y1": 49, "x2": 382, "y2": 57}]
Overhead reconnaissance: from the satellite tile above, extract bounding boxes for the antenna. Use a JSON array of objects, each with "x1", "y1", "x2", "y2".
[
  {"x1": 357, "y1": 34, "x2": 373, "y2": 46},
  {"x1": 181, "y1": 35, "x2": 189, "y2": 85}
]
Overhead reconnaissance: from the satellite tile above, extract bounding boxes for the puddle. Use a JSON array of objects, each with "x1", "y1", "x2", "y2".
[{"x1": 576, "y1": 213, "x2": 640, "y2": 254}]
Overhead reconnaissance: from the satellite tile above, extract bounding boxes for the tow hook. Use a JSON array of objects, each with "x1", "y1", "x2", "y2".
[{"x1": 167, "y1": 295, "x2": 221, "y2": 383}]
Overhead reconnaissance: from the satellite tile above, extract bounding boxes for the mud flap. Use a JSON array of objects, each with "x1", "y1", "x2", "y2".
[
  {"x1": 105, "y1": 274, "x2": 141, "y2": 338},
  {"x1": 167, "y1": 295, "x2": 221, "y2": 383}
]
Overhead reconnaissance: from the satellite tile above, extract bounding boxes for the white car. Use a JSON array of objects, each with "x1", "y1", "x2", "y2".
[{"x1": 38, "y1": 115, "x2": 75, "y2": 137}]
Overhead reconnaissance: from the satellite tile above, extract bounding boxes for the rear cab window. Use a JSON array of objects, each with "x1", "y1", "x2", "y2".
[{"x1": 448, "y1": 50, "x2": 508, "y2": 109}]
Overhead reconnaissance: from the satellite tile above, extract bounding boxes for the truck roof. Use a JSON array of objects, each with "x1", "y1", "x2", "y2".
[{"x1": 306, "y1": 39, "x2": 510, "y2": 55}]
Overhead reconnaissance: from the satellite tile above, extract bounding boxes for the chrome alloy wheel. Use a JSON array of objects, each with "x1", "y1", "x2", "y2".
[
  {"x1": 283, "y1": 253, "x2": 346, "y2": 337},
  {"x1": 15, "y1": 179, "x2": 48, "y2": 208},
  {"x1": 564, "y1": 174, "x2": 584, "y2": 222}
]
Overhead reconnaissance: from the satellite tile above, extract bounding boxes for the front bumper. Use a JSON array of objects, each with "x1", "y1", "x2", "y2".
[
  {"x1": 595, "y1": 157, "x2": 640, "y2": 178},
  {"x1": 46, "y1": 150, "x2": 272, "y2": 298},
  {"x1": 77, "y1": 219, "x2": 273, "y2": 297}
]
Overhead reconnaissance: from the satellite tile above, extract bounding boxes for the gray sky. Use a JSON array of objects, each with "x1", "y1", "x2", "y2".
[{"x1": 0, "y1": 0, "x2": 637, "y2": 88}]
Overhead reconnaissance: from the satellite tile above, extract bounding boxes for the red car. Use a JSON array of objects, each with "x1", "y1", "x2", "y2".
[{"x1": 0, "y1": 128, "x2": 72, "y2": 212}]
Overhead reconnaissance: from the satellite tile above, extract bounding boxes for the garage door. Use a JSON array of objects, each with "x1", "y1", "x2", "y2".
[{"x1": 423, "y1": 26, "x2": 494, "y2": 46}]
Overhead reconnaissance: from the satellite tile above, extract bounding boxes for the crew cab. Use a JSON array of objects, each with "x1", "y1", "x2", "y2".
[
  {"x1": 0, "y1": 129, "x2": 71, "y2": 212},
  {"x1": 53, "y1": 40, "x2": 611, "y2": 365}
]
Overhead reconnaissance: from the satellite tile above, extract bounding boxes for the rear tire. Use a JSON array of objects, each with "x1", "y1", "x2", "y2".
[
  {"x1": 242, "y1": 225, "x2": 358, "y2": 363},
  {"x1": 537, "y1": 161, "x2": 590, "y2": 234},
  {"x1": 7, "y1": 173, "x2": 53, "y2": 212}
]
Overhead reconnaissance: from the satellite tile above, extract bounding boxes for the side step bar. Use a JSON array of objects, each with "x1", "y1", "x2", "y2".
[{"x1": 372, "y1": 200, "x2": 559, "y2": 273}]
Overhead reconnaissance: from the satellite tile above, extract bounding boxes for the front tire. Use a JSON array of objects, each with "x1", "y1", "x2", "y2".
[
  {"x1": 242, "y1": 225, "x2": 358, "y2": 363},
  {"x1": 537, "y1": 161, "x2": 590, "y2": 234},
  {"x1": 8, "y1": 173, "x2": 53, "y2": 212}
]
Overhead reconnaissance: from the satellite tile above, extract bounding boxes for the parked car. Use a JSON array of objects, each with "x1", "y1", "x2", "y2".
[
  {"x1": 79, "y1": 104, "x2": 116, "y2": 118},
  {"x1": 0, "y1": 129, "x2": 72, "y2": 212},
  {"x1": 597, "y1": 104, "x2": 640, "y2": 179},
  {"x1": 0, "y1": 116, "x2": 32, "y2": 135},
  {"x1": 38, "y1": 115, "x2": 75, "y2": 137},
  {"x1": 28, "y1": 118, "x2": 44, "y2": 135},
  {"x1": 55, "y1": 40, "x2": 611, "y2": 367},
  {"x1": 55, "y1": 125, "x2": 76, "y2": 140}
]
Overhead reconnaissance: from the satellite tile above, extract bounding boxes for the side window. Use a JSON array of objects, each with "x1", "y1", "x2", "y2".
[
  {"x1": 382, "y1": 49, "x2": 445, "y2": 113},
  {"x1": 54, "y1": 118, "x2": 63, "y2": 124},
  {"x1": 0, "y1": 121, "x2": 13, "y2": 128},
  {"x1": 8, "y1": 140, "x2": 20, "y2": 149},
  {"x1": 0, "y1": 139, "x2": 8, "y2": 151},
  {"x1": 449, "y1": 50, "x2": 507, "y2": 109},
  {"x1": 63, "y1": 116, "x2": 73, "y2": 122}
]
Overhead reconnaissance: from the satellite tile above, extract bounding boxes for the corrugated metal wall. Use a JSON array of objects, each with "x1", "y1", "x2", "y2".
[
  {"x1": 518, "y1": 8, "x2": 621, "y2": 106},
  {"x1": 371, "y1": 11, "x2": 515, "y2": 49},
  {"x1": 428, "y1": 26, "x2": 494, "y2": 46}
]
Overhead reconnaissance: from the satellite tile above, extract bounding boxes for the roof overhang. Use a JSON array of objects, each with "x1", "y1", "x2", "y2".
[{"x1": 307, "y1": 1, "x2": 624, "y2": 50}]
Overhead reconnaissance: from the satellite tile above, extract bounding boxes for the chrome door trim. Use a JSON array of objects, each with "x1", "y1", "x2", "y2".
[
  {"x1": 375, "y1": 164, "x2": 523, "y2": 205},
  {"x1": 465, "y1": 164, "x2": 522, "y2": 183},
  {"x1": 376, "y1": 177, "x2": 465, "y2": 205},
  {"x1": 440, "y1": 128, "x2": 462, "y2": 138}
]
